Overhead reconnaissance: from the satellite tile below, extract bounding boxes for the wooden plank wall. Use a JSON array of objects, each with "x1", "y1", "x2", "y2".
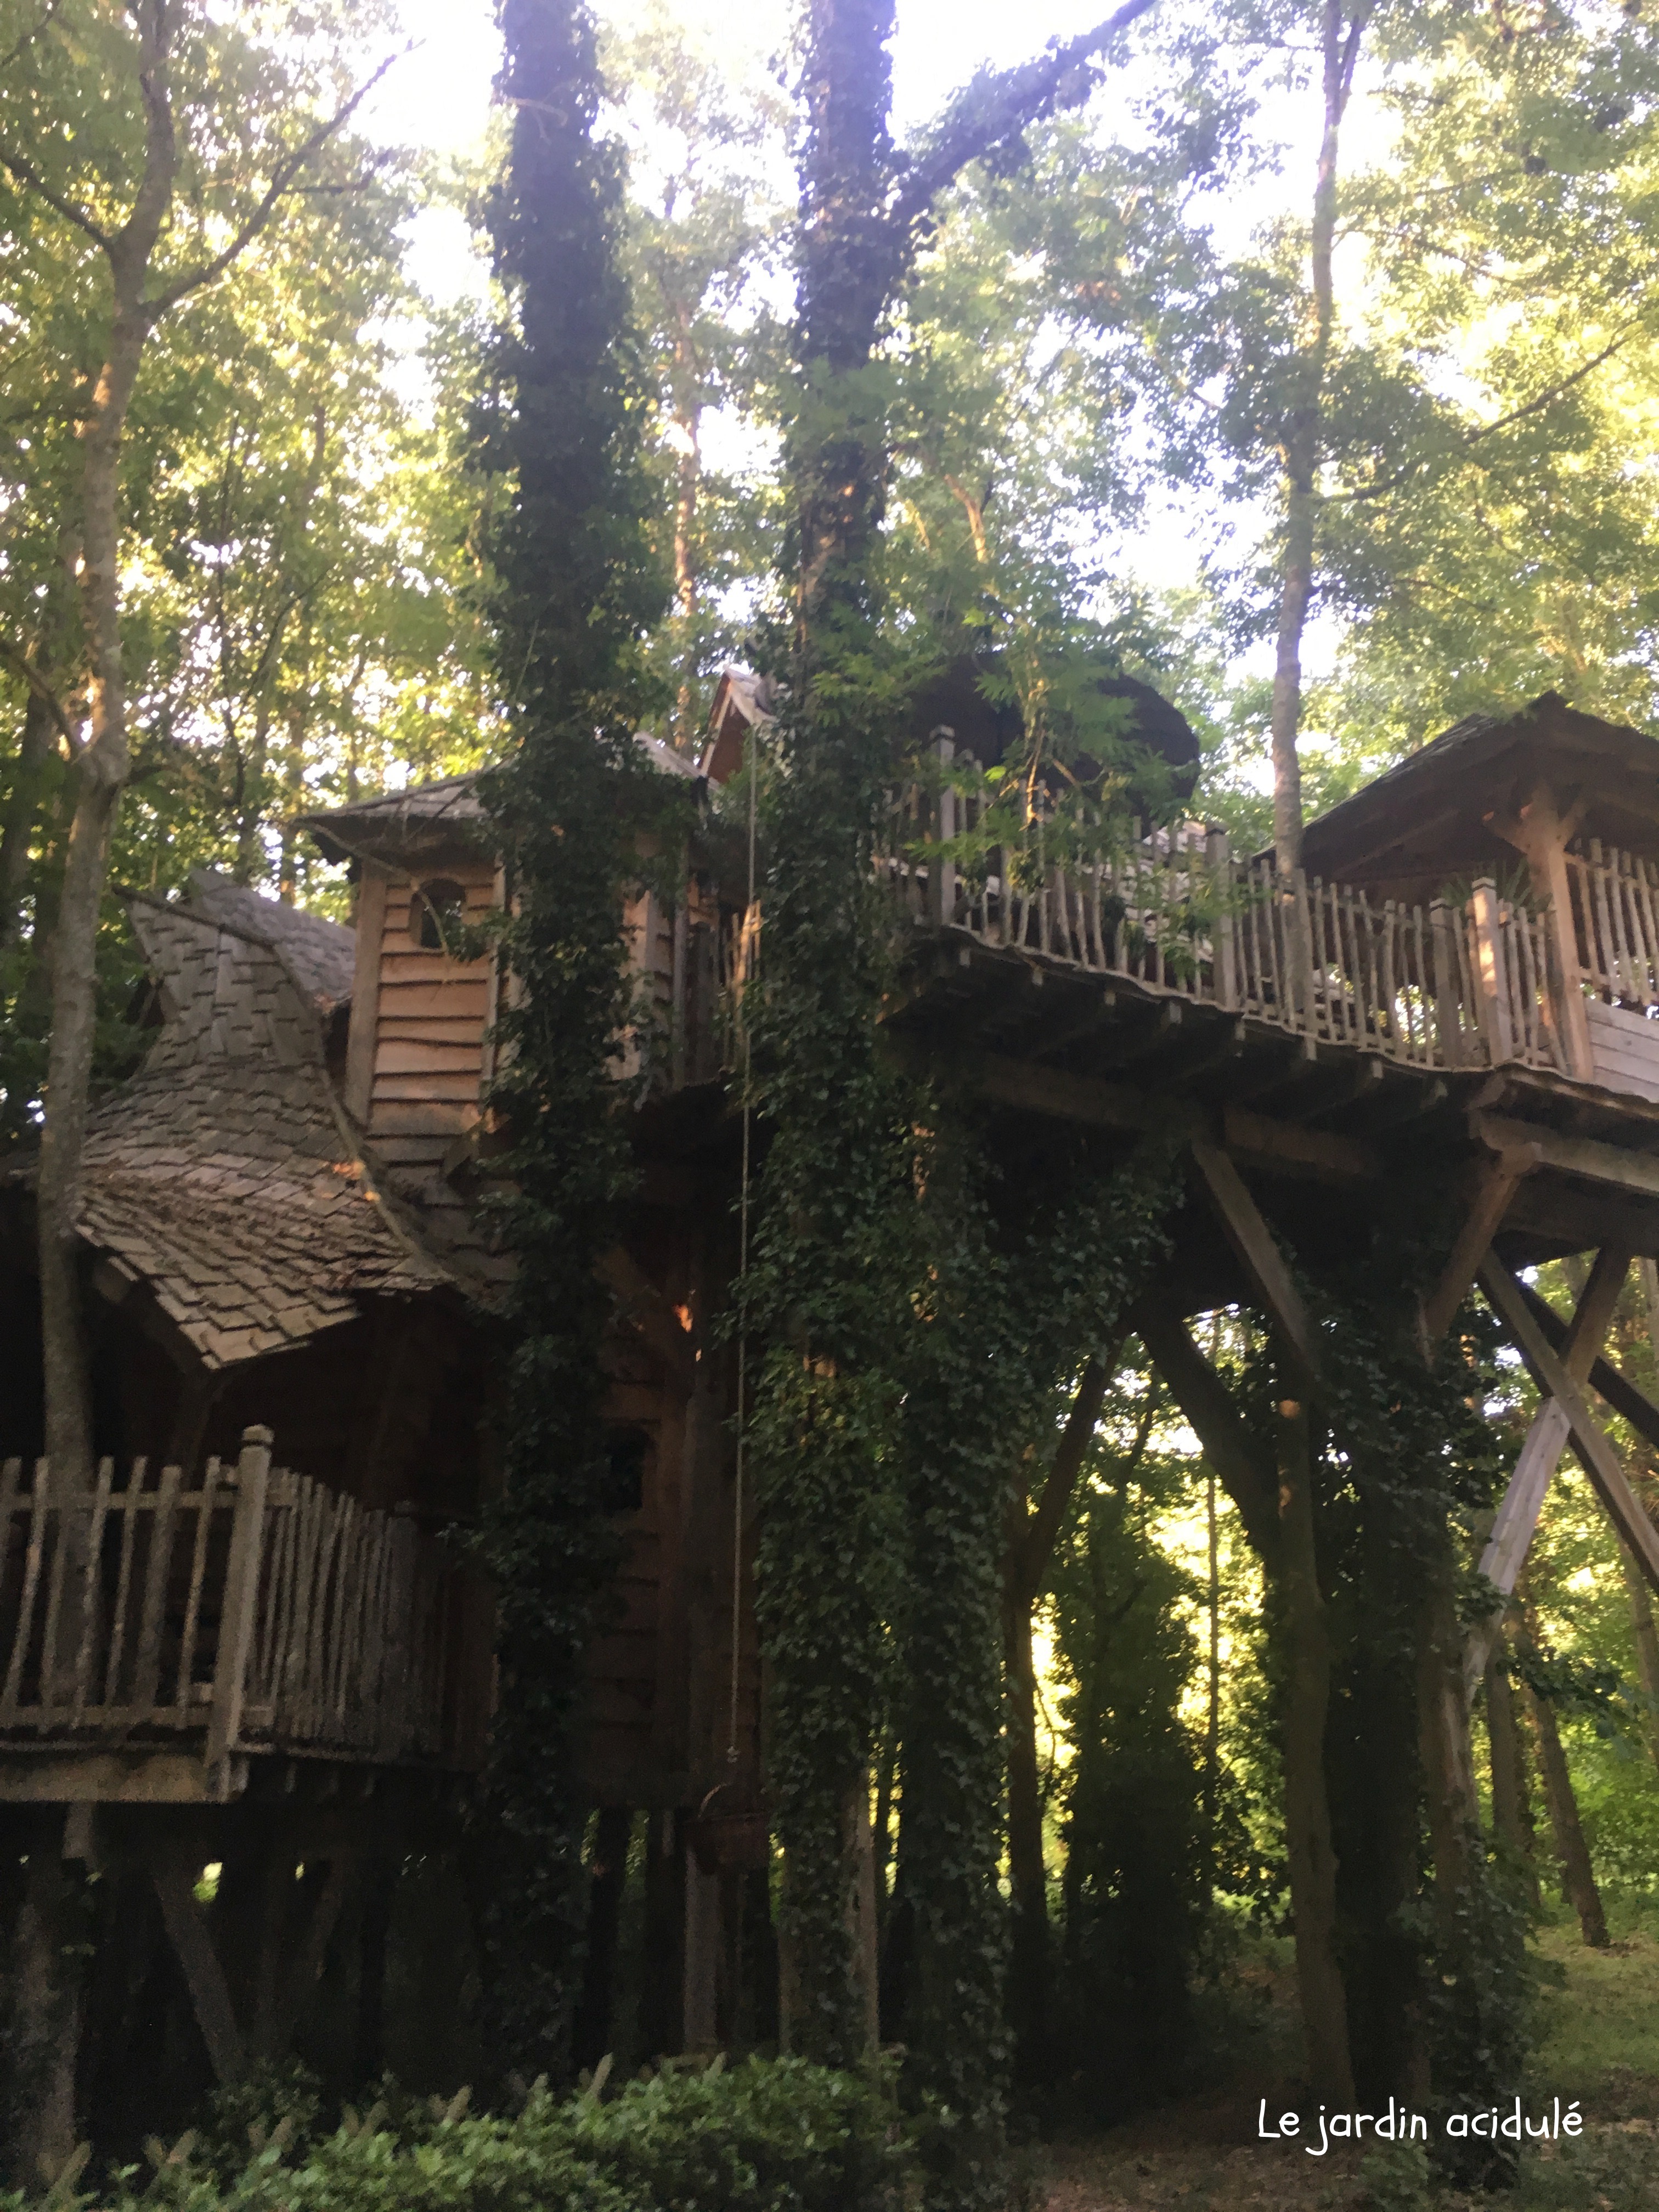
[
  {"x1": 1586, "y1": 999, "x2": 1659, "y2": 1105},
  {"x1": 365, "y1": 866, "x2": 498, "y2": 1187}
]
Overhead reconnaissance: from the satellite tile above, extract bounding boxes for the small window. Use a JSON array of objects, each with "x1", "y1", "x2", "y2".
[
  {"x1": 410, "y1": 878, "x2": 468, "y2": 953},
  {"x1": 603, "y1": 1430, "x2": 648, "y2": 1515}
]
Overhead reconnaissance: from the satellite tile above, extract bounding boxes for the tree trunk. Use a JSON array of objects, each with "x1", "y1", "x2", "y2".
[
  {"x1": 1204, "y1": 1460, "x2": 1220, "y2": 1860},
  {"x1": 4, "y1": 1825, "x2": 86, "y2": 2190},
  {"x1": 1616, "y1": 1539, "x2": 1659, "y2": 1776},
  {"x1": 1274, "y1": 1399, "x2": 1353, "y2": 2106},
  {"x1": 1268, "y1": 0, "x2": 1370, "y2": 878},
  {"x1": 36, "y1": 2, "x2": 180, "y2": 1489},
  {"x1": 1485, "y1": 1645, "x2": 1541, "y2": 1908},
  {"x1": 1522, "y1": 1679, "x2": 1608, "y2": 1945},
  {"x1": 1003, "y1": 1566, "x2": 1049, "y2": 2085}
]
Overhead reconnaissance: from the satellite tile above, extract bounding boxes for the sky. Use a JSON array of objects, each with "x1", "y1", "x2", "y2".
[{"x1": 356, "y1": 0, "x2": 1359, "y2": 706}]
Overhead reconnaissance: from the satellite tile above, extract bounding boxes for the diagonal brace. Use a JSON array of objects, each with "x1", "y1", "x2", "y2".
[
  {"x1": 1479, "y1": 1255, "x2": 1659, "y2": 1604},
  {"x1": 1191, "y1": 1141, "x2": 1318, "y2": 1393}
]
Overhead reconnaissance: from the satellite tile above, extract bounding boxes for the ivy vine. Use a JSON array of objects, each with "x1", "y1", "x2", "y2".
[{"x1": 469, "y1": 0, "x2": 670, "y2": 2083}]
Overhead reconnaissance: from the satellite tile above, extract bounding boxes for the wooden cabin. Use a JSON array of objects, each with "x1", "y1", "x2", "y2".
[{"x1": 12, "y1": 674, "x2": 1659, "y2": 2155}]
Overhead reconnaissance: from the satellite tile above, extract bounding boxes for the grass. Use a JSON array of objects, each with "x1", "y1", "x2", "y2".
[{"x1": 1038, "y1": 1897, "x2": 1659, "y2": 2211}]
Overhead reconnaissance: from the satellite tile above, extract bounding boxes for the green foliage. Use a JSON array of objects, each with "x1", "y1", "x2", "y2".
[
  {"x1": 893, "y1": 1136, "x2": 1181, "y2": 2186},
  {"x1": 467, "y1": 0, "x2": 672, "y2": 2081},
  {"x1": 1048, "y1": 1381, "x2": 1210, "y2": 2120},
  {"x1": 0, "y1": 1, "x2": 496, "y2": 1147},
  {"x1": 20, "y1": 2059, "x2": 911, "y2": 2212}
]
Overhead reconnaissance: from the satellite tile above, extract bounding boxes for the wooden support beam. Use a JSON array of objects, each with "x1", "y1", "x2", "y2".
[
  {"x1": 944, "y1": 1050, "x2": 1380, "y2": 1183},
  {"x1": 1517, "y1": 1274, "x2": 1659, "y2": 1460},
  {"x1": 151, "y1": 1854, "x2": 246, "y2": 2085},
  {"x1": 1190, "y1": 1142, "x2": 1319, "y2": 1392},
  {"x1": 1470, "y1": 1249, "x2": 1629, "y2": 1678},
  {"x1": 266, "y1": 1855, "x2": 354, "y2": 2057},
  {"x1": 1475, "y1": 1111, "x2": 1659, "y2": 1203},
  {"x1": 1421, "y1": 1156, "x2": 1528, "y2": 1347},
  {"x1": 1220, "y1": 1106, "x2": 1379, "y2": 1188},
  {"x1": 1133, "y1": 1295, "x2": 1281, "y2": 1561},
  {"x1": 1479, "y1": 1256, "x2": 1659, "y2": 1598}
]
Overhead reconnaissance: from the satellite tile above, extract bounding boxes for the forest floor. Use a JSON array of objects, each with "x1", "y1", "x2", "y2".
[{"x1": 1036, "y1": 1898, "x2": 1659, "y2": 2211}]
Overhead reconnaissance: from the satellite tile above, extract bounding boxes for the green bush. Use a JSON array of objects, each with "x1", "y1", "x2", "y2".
[{"x1": 16, "y1": 2058, "x2": 912, "y2": 2212}]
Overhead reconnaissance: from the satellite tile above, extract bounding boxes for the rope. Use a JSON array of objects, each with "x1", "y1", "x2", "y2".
[{"x1": 727, "y1": 726, "x2": 759, "y2": 1765}]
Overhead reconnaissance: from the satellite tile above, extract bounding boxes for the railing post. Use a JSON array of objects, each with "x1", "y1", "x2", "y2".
[
  {"x1": 1206, "y1": 828, "x2": 1236, "y2": 1009},
  {"x1": 927, "y1": 730, "x2": 956, "y2": 929},
  {"x1": 1428, "y1": 900, "x2": 1466, "y2": 1068},
  {"x1": 1469, "y1": 878, "x2": 1514, "y2": 1065},
  {"x1": 205, "y1": 1426, "x2": 273, "y2": 1796},
  {"x1": 1288, "y1": 868, "x2": 1318, "y2": 1032}
]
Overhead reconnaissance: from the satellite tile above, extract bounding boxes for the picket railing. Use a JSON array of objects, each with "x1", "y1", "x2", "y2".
[
  {"x1": 0, "y1": 1431, "x2": 486, "y2": 1783},
  {"x1": 879, "y1": 740, "x2": 1569, "y2": 1075},
  {"x1": 1566, "y1": 839, "x2": 1659, "y2": 1012}
]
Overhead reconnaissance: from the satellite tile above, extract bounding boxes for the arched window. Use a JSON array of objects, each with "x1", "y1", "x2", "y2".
[{"x1": 409, "y1": 878, "x2": 467, "y2": 954}]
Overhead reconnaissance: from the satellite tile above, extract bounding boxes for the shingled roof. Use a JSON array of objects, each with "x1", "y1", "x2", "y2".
[
  {"x1": 182, "y1": 870, "x2": 356, "y2": 1012},
  {"x1": 6, "y1": 890, "x2": 455, "y2": 1371}
]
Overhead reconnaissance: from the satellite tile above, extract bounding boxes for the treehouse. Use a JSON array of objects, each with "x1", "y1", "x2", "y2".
[{"x1": 10, "y1": 669, "x2": 1659, "y2": 2140}]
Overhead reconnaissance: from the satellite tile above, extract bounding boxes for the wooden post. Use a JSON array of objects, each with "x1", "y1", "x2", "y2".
[
  {"x1": 1429, "y1": 899, "x2": 1465, "y2": 1067},
  {"x1": 1491, "y1": 780, "x2": 1593, "y2": 1079},
  {"x1": 344, "y1": 864, "x2": 389, "y2": 1122},
  {"x1": 151, "y1": 1851, "x2": 247, "y2": 2084},
  {"x1": 207, "y1": 1429, "x2": 273, "y2": 1794},
  {"x1": 1207, "y1": 827, "x2": 1237, "y2": 1009},
  {"x1": 1469, "y1": 879, "x2": 1514, "y2": 1064},
  {"x1": 683, "y1": 1844, "x2": 723, "y2": 2050},
  {"x1": 5, "y1": 1818, "x2": 86, "y2": 2188},
  {"x1": 927, "y1": 731, "x2": 956, "y2": 929}
]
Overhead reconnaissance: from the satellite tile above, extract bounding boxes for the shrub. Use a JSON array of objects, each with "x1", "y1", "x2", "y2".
[{"x1": 15, "y1": 2057, "x2": 912, "y2": 2212}]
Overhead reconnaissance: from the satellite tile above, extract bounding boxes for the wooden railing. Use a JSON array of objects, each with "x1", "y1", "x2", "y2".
[
  {"x1": 0, "y1": 1431, "x2": 486, "y2": 1785},
  {"x1": 882, "y1": 743, "x2": 1568, "y2": 1075},
  {"x1": 1566, "y1": 840, "x2": 1659, "y2": 1012}
]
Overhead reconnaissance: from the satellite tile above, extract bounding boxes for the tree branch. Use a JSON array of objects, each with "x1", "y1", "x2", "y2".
[
  {"x1": 1463, "y1": 324, "x2": 1639, "y2": 446},
  {"x1": 0, "y1": 140, "x2": 110, "y2": 249},
  {"x1": 1339, "y1": 323, "x2": 1642, "y2": 507},
  {"x1": 0, "y1": 635, "x2": 81, "y2": 753},
  {"x1": 890, "y1": 0, "x2": 1160, "y2": 232},
  {"x1": 144, "y1": 47, "x2": 405, "y2": 313},
  {"x1": 0, "y1": 0, "x2": 64, "y2": 75},
  {"x1": 1015, "y1": 1332, "x2": 1127, "y2": 1602}
]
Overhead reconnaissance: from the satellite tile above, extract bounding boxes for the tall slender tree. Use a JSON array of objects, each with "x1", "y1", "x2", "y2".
[
  {"x1": 0, "y1": 0, "x2": 397, "y2": 1488},
  {"x1": 469, "y1": 0, "x2": 670, "y2": 2078}
]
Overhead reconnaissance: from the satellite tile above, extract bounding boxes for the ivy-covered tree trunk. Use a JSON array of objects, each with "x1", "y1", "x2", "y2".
[
  {"x1": 749, "y1": 0, "x2": 1161, "y2": 2116},
  {"x1": 472, "y1": 0, "x2": 668, "y2": 2081},
  {"x1": 1272, "y1": 1401, "x2": 1353, "y2": 2107}
]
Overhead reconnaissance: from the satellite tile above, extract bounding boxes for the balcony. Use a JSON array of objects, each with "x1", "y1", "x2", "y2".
[
  {"x1": 0, "y1": 1429, "x2": 488, "y2": 1803},
  {"x1": 883, "y1": 749, "x2": 1659, "y2": 1104}
]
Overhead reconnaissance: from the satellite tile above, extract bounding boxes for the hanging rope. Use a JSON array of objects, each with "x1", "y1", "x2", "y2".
[{"x1": 728, "y1": 724, "x2": 759, "y2": 1765}]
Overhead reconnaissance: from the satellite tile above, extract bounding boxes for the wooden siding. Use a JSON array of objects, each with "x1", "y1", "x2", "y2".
[{"x1": 1587, "y1": 998, "x2": 1659, "y2": 1105}]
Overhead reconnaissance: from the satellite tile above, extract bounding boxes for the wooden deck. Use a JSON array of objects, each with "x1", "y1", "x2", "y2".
[
  {"x1": 878, "y1": 747, "x2": 1659, "y2": 1102},
  {"x1": 0, "y1": 1430, "x2": 488, "y2": 1802}
]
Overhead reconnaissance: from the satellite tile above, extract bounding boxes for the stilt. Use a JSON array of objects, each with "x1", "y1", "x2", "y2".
[
  {"x1": 1485, "y1": 1640, "x2": 1541, "y2": 1908},
  {"x1": 640, "y1": 1810, "x2": 685, "y2": 2059},
  {"x1": 572, "y1": 1808, "x2": 631, "y2": 2070},
  {"x1": 150, "y1": 1847, "x2": 246, "y2": 2085},
  {"x1": 682, "y1": 1841, "x2": 721, "y2": 2051},
  {"x1": 357, "y1": 1857, "x2": 397, "y2": 2085},
  {"x1": 5, "y1": 1816, "x2": 86, "y2": 2188}
]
